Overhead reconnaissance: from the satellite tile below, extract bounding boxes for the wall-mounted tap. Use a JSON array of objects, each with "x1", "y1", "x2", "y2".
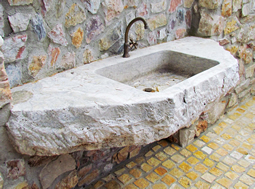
[{"x1": 123, "y1": 17, "x2": 148, "y2": 58}]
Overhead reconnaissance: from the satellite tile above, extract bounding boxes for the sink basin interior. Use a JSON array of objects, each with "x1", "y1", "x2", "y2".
[{"x1": 97, "y1": 51, "x2": 219, "y2": 91}]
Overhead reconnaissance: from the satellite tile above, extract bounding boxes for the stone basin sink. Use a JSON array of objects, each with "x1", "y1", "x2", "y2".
[{"x1": 7, "y1": 37, "x2": 239, "y2": 156}]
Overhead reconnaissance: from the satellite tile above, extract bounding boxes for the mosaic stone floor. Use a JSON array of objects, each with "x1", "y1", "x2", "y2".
[{"x1": 89, "y1": 97, "x2": 255, "y2": 189}]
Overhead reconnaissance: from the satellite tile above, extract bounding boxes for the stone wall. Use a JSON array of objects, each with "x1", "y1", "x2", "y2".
[{"x1": 1, "y1": 0, "x2": 255, "y2": 188}]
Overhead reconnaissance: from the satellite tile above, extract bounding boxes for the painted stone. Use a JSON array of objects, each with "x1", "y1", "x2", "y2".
[
  {"x1": 198, "y1": 10, "x2": 224, "y2": 36},
  {"x1": 72, "y1": 28, "x2": 84, "y2": 48},
  {"x1": 7, "y1": 159, "x2": 26, "y2": 180},
  {"x1": 169, "y1": 0, "x2": 182, "y2": 13},
  {"x1": 86, "y1": 16, "x2": 105, "y2": 43},
  {"x1": 184, "y1": 0, "x2": 194, "y2": 8},
  {"x1": 56, "y1": 0, "x2": 66, "y2": 18},
  {"x1": 199, "y1": 0, "x2": 221, "y2": 9},
  {"x1": 65, "y1": 4, "x2": 86, "y2": 28},
  {"x1": 99, "y1": 23, "x2": 122, "y2": 51},
  {"x1": 8, "y1": 13, "x2": 31, "y2": 33},
  {"x1": 28, "y1": 55, "x2": 47, "y2": 77},
  {"x1": 224, "y1": 17, "x2": 240, "y2": 35},
  {"x1": 136, "y1": 3, "x2": 148, "y2": 17},
  {"x1": 60, "y1": 52, "x2": 75, "y2": 70},
  {"x1": 31, "y1": 14, "x2": 47, "y2": 41},
  {"x1": 0, "y1": 4, "x2": 4, "y2": 37},
  {"x1": 8, "y1": 0, "x2": 33, "y2": 6},
  {"x1": 0, "y1": 34, "x2": 28, "y2": 63},
  {"x1": 83, "y1": 49, "x2": 93, "y2": 64},
  {"x1": 40, "y1": 154, "x2": 76, "y2": 189},
  {"x1": 176, "y1": 28, "x2": 186, "y2": 39},
  {"x1": 48, "y1": 45, "x2": 61, "y2": 66},
  {"x1": 82, "y1": 0, "x2": 100, "y2": 14},
  {"x1": 222, "y1": 0, "x2": 232, "y2": 17},
  {"x1": 48, "y1": 24, "x2": 68, "y2": 46},
  {"x1": 151, "y1": 0, "x2": 167, "y2": 13},
  {"x1": 103, "y1": 0, "x2": 124, "y2": 24},
  {"x1": 233, "y1": 0, "x2": 242, "y2": 12},
  {"x1": 55, "y1": 171, "x2": 78, "y2": 189},
  {"x1": 147, "y1": 14, "x2": 167, "y2": 31}
]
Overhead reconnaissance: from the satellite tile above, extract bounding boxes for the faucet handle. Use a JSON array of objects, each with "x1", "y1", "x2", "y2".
[{"x1": 129, "y1": 39, "x2": 138, "y2": 51}]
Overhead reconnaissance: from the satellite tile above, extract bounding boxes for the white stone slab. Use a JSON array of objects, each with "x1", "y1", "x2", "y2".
[{"x1": 7, "y1": 37, "x2": 239, "y2": 156}]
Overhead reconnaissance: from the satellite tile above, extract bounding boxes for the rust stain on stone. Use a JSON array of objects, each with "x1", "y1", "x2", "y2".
[{"x1": 72, "y1": 28, "x2": 84, "y2": 48}]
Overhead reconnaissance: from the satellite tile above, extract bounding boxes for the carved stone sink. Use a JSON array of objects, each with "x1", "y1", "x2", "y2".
[{"x1": 7, "y1": 37, "x2": 239, "y2": 156}]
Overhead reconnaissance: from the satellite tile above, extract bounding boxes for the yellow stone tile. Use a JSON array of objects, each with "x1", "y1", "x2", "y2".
[
  {"x1": 209, "y1": 167, "x2": 223, "y2": 176},
  {"x1": 129, "y1": 169, "x2": 142, "y2": 179},
  {"x1": 232, "y1": 125, "x2": 241, "y2": 131},
  {"x1": 169, "y1": 168, "x2": 184, "y2": 178},
  {"x1": 152, "y1": 145, "x2": 161, "y2": 152},
  {"x1": 245, "y1": 100, "x2": 254, "y2": 106},
  {"x1": 209, "y1": 153, "x2": 221, "y2": 161},
  {"x1": 161, "y1": 174, "x2": 176, "y2": 186},
  {"x1": 155, "y1": 151, "x2": 168, "y2": 161},
  {"x1": 147, "y1": 157, "x2": 161, "y2": 167},
  {"x1": 213, "y1": 126, "x2": 224, "y2": 134},
  {"x1": 186, "y1": 144, "x2": 198, "y2": 152},
  {"x1": 171, "y1": 154, "x2": 185, "y2": 163},
  {"x1": 126, "y1": 162, "x2": 137, "y2": 169},
  {"x1": 216, "y1": 148, "x2": 228, "y2": 156},
  {"x1": 118, "y1": 174, "x2": 133, "y2": 184},
  {"x1": 104, "y1": 180, "x2": 121, "y2": 189},
  {"x1": 248, "y1": 123, "x2": 255, "y2": 129},
  {"x1": 94, "y1": 180, "x2": 104, "y2": 189},
  {"x1": 135, "y1": 157, "x2": 145, "y2": 164},
  {"x1": 145, "y1": 172, "x2": 160, "y2": 183},
  {"x1": 242, "y1": 142, "x2": 253, "y2": 150},
  {"x1": 171, "y1": 144, "x2": 180, "y2": 151},
  {"x1": 152, "y1": 183, "x2": 167, "y2": 189},
  {"x1": 234, "y1": 181, "x2": 249, "y2": 189},
  {"x1": 228, "y1": 112, "x2": 241, "y2": 120},
  {"x1": 134, "y1": 178, "x2": 149, "y2": 189},
  {"x1": 240, "y1": 104, "x2": 248, "y2": 109},
  {"x1": 145, "y1": 150, "x2": 154, "y2": 157},
  {"x1": 115, "y1": 168, "x2": 126, "y2": 176},
  {"x1": 164, "y1": 147, "x2": 176, "y2": 155},
  {"x1": 141, "y1": 163, "x2": 152, "y2": 173},
  {"x1": 178, "y1": 177, "x2": 191, "y2": 188},
  {"x1": 217, "y1": 162, "x2": 229, "y2": 172},
  {"x1": 162, "y1": 159, "x2": 175, "y2": 169},
  {"x1": 154, "y1": 167, "x2": 167, "y2": 176},
  {"x1": 186, "y1": 171, "x2": 199, "y2": 181},
  {"x1": 240, "y1": 174, "x2": 255, "y2": 186},
  {"x1": 219, "y1": 122, "x2": 228, "y2": 128},
  {"x1": 200, "y1": 136, "x2": 210, "y2": 143},
  {"x1": 201, "y1": 172, "x2": 216, "y2": 183},
  {"x1": 157, "y1": 140, "x2": 169, "y2": 147},
  {"x1": 245, "y1": 113, "x2": 254, "y2": 119},
  {"x1": 195, "y1": 181, "x2": 210, "y2": 189},
  {"x1": 194, "y1": 151, "x2": 206, "y2": 160},
  {"x1": 208, "y1": 142, "x2": 219, "y2": 150},
  {"x1": 187, "y1": 157, "x2": 199, "y2": 165},
  {"x1": 193, "y1": 140, "x2": 205, "y2": 147},
  {"x1": 236, "y1": 108, "x2": 245, "y2": 113},
  {"x1": 238, "y1": 159, "x2": 250, "y2": 168},
  {"x1": 203, "y1": 158, "x2": 214, "y2": 167},
  {"x1": 229, "y1": 139, "x2": 240, "y2": 147},
  {"x1": 236, "y1": 147, "x2": 248, "y2": 155},
  {"x1": 247, "y1": 137, "x2": 255, "y2": 144},
  {"x1": 225, "y1": 171, "x2": 239, "y2": 180},
  {"x1": 124, "y1": 184, "x2": 138, "y2": 189},
  {"x1": 221, "y1": 133, "x2": 232, "y2": 140},
  {"x1": 180, "y1": 149, "x2": 191, "y2": 157},
  {"x1": 194, "y1": 164, "x2": 208, "y2": 173},
  {"x1": 247, "y1": 169, "x2": 255, "y2": 178},
  {"x1": 179, "y1": 162, "x2": 192, "y2": 173},
  {"x1": 216, "y1": 177, "x2": 233, "y2": 188},
  {"x1": 223, "y1": 144, "x2": 234, "y2": 151}
]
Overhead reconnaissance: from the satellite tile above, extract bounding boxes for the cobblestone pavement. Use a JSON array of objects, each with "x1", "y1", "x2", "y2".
[{"x1": 90, "y1": 97, "x2": 255, "y2": 189}]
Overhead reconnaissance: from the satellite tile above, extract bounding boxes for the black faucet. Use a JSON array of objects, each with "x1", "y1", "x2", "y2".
[{"x1": 123, "y1": 17, "x2": 148, "y2": 58}]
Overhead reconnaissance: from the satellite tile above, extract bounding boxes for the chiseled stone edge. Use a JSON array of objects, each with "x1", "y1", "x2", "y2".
[{"x1": 6, "y1": 37, "x2": 239, "y2": 156}]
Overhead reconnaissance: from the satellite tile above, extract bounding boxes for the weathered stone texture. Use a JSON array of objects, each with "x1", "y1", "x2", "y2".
[
  {"x1": 48, "y1": 45, "x2": 61, "y2": 66},
  {"x1": 242, "y1": 3, "x2": 251, "y2": 17},
  {"x1": 8, "y1": 13, "x2": 31, "y2": 33},
  {"x1": 147, "y1": 14, "x2": 167, "y2": 31},
  {"x1": 103, "y1": 0, "x2": 124, "y2": 24},
  {"x1": 83, "y1": 49, "x2": 93, "y2": 64},
  {"x1": 184, "y1": 0, "x2": 194, "y2": 8},
  {"x1": 72, "y1": 28, "x2": 84, "y2": 48},
  {"x1": 55, "y1": 170, "x2": 78, "y2": 189},
  {"x1": 8, "y1": 0, "x2": 33, "y2": 6},
  {"x1": 0, "y1": 172, "x2": 3, "y2": 189},
  {"x1": 7, "y1": 159, "x2": 26, "y2": 179},
  {"x1": 86, "y1": 16, "x2": 105, "y2": 43},
  {"x1": 233, "y1": 0, "x2": 242, "y2": 12},
  {"x1": 31, "y1": 14, "x2": 46, "y2": 41},
  {"x1": 60, "y1": 52, "x2": 75, "y2": 70},
  {"x1": 151, "y1": 0, "x2": 166, "y2": 13},
  {"x1": 222, "y1": 0, "x2": 232, "y2": 17},
  {"x1": 245, "y1": 63, "x2": 255, "y2": 78},
  {"x1": 224, "y1": 17, "x2": 240, "y2": 35},
  {"x1": 82, "y1": 0, "x2": 100, "y2": 14},
  {"x1": 199, "y1": 0, "x2": 221, "y2": 9},
  {"x1": 169, "y1": 0, "x2": 182, "y2": 13},
  {"x1": 175, "y1": 28, "x2": 186, "y2": 39},
  {"x1": 0, "y1": 34, "x2": 28, "y2": 63},
  {"x1": 0, "y1": 5, "x2": 4, "y2": 37},
  {"x1": 78, "y1": 170, "x2": 100, "y2": 186},
  {"x1": 136, "y1": 3, "x2": 148, "y2": 17},
  {"x1": 238, "y1": 45, "x2": 253, "y2": 64},
  {"x1": 48, "y1": 24, "x2": 68, "y2": 46},
  {"x1": 56, "y1": 0, "x2": 66, "y2": 18},
  {"x1": 65, "y1": 4, "x2": 86, "y2": 28},
  {"x1": 39, "y1": 154, "x2": 76, "y2": 189},
  {"x1": 28, "y1": 55, "x2": 47, "y2": 77},
  {"x1": 237, "y1": 25, "x2": 255, "y2": 43}
]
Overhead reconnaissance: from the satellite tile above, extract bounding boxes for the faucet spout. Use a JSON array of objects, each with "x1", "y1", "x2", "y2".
[{"x1": 123, "y1": 17, "x2": 148, "y2": 58}]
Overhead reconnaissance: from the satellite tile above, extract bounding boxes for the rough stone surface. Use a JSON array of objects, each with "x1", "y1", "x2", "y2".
[
  {"x1": 59, "y1": 52, "x2": 75, "y2": 70},
  {"x1": 169, "y1": 0, "x2": 182, "y2": 13},
  {"x1": 65, "y1": 4, "x2": 86, "y2": 28},
  {"x1": 184, "y1": 0, "x2": 194, "y2": 8},
  {"x1": 6, "y1": 37, "x2": 239, "y2": 156},
  {"x1": 72, "y1": 28, "x2": 84, "y2": 49},
  {"x1": 207, "y1": 100, "x2": 227, "y2": 124},
  {"x1": 8, "y1": 13, "x2": 31, "y2": 33},
  {"x1": 238, "y1": 45, "x2": 252, "y2": 64},
  {"x1": 147, "y1": 14, "x2": 167, "y2": 31},
  {"x1": 48, "y1": 24, "x2": 68, "y2": 46},
  {"x1": 39, "y1": 154, "x2": 76, "y2": 189},
  {"x1": 7, "y1": 159, "x2": 26, "y2": 179},
  {"x1": 199, "y1": 0, "x2": 221, "y2": 9},
  {"x1": 0, "y1": 34, "x2": 27, "y2": 63},
  {"x1": 55, "y1": 170, "x2": 78, "y2": 189},
  {"x1": 237, "y1": 25, "x2": 255, "y2": 43},
  {"x1": 224, "y1": 17, "x2": 240, "y2": 35},
  {"x1": 82, "y1": 0, "x2": 100, "y2": 14},
  {"x1": 83, "y1": 49, "x2": 93, "y2": 64},
  {"x1": 233, "y1": 0, "x2": 242, "y2": 12},
  {"x1": 28, "y1": 55, "x2": 47, "y2": 78},
  {"x1": 242, "y1": 3, "x2": 251, "y2": 17},
  {"x1": 179, "y1": 125, "x2": 196, "y2": 147},
  {"x1": 8, "y1": 0, "x2": 33, "y2": 6},
  {"x1": 151, "y1": 0, "x2": 166, "y2": 13},
  {"x1": 86, "y1": 16, "x2": 105, "y2": 44},
  {"x1": 31, "y1": 14, "x2": 46, "y2": 41},
  {"x1": 0, "y1": 172, "x2": 3, "y2": 189},
  {"x1": 0, "y1": 4, "x2": 4, "y2": 37},
  {"x1": 222, "y1": 0, "x2": 232, "y2": 17},
  {"x1": 136, "y1": 3, "x2": 148, "y2": 17},
  {"x1": 103, "y1": 0, "x2": 124, "y2": 24}
]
